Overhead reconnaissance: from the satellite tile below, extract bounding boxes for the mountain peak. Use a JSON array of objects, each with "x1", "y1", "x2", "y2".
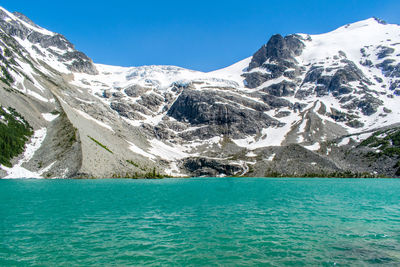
[
  {"x1": 12, "y1": 11, "x2": 37, "y2": 27},
  {"x1": 0, "y1": 6, "x2": 400, "y2": 178},
  {"x1": 0, "y1": 6, "x2": 55, "y2": 36},
  {"x1": 373, "y1": 17, "x2": 388, "y2": 25}
]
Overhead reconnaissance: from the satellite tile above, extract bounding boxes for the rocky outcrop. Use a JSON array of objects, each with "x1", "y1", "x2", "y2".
[
  {"x1": 248, "y1": 34, "x2": 305, "y2": 70},
  {"x1": 182, "y1": 157, "x2": 243, "y2": 177},
  {"x1": 167, "y1": 89, "x2": 283, "y2": 139},
  {"x1": 124, "y1": 84, "x2": 151, "y2": 97},
  {"x1": 244, "y1": 34, "x2": 305, "y2": 89},
  {"x1": 261, "y1": 81, "x2": 296, "y2": 97}
]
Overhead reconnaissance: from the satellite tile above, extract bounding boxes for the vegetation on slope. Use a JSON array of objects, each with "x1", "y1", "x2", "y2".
[
  {"x1": 0, "y1": 106, "x2": 33, "y2": 167},
  {"x1": 358, "y1": 127, "x2": 400, "y2": 175},
  {"x1": 111, "y1": 167, "x2": 169, "y2": 179},
  {"x1": 88, "y1": 135, "x2": 113, "y2": 154}
]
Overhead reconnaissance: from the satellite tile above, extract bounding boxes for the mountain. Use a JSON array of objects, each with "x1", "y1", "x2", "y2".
[{"x1": 0, "y1": 6, "x2": 400, "y2": 178}]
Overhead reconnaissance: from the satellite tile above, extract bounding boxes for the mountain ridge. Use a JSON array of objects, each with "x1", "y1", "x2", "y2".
[{"x1": 0, "y1": 6, "x2": 400, "y2": 178}]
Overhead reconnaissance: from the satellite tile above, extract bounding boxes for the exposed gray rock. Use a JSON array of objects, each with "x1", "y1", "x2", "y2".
[
  {"x1": 110, "y1": 102, "x2": 142, "y2": 119},
  {"x1": 253, "y1": 144, "x2": 341, "y2": 177},
  {"x1": 102, "y1": 90, "x2": 112, "y2": 98},
  {"x1": 28, "y1": 32, "x2": 73, "y2": 50},
  {"x1": 112, "y1": 92, "x2": 123, "y2": 98},
  {"x1": 356, "y1": 95, "x2": 384, "y2": 115},
  {"x1": 0, "y1": 9, "x2": 31, "y2": 39},
  {"x1": 248, "y1": 34, "x2": 305, "y2": 70},
  {"x1": 261, "y1": 94, "x2": 293, "y2": 109},
  {"x1": 303, "y1": 66, "x2": 324, "y2": 83},
  {"x1": 373, "y1": 17, "x2": 387, "y2": 25},
  {"x1": 130, "y1": 103, "x2": 152, "y2": 115},
  {"x1": 295, "y1": 88, "x2": 314, "y2": 99},
  {"x1": 242, "y1": 72, "x2": 271, "y2": 89},
  {"x1": 383, "y1": 107, "x2": 392, "y2": 113},
  {"x1": 377, "y1": 46, "x2": 395, "y2": 59},
  {"x1": 346, "y1": 120, "x2": 364, "y2": 128},
  {"x1": 390, "y1": 80, "x2": 400, "y2": 90},
  {"x1": 23, "y1": 112, "x2": 82, "y2": 178},
  {"x1": 137, "y1": 93, "x2": 164, "y2": 112},
  {"x1": 244, "y1": 34, "x2": 305, "y2": 88},
  {"x1": 12, "y1": 12, "x2": 37, "y2": 27},
  {"x1": 167, "y1": 89, "x2": 283, "y2": 139},
  {"x1": 377, "y1": 60, "x2": 400, "y2": 78},
  {"x1": 124, "y1": 84, "x2": 151, "y2": 97},
  {"x1": 261, "y1": 81, "x2": 295, "y2": 97},
  {"x1": 274, "y1": 111, "x2": 291, "y2": 118},
  {"x1": 182, "y1": 157, "x2": 243, "y2": 177}
]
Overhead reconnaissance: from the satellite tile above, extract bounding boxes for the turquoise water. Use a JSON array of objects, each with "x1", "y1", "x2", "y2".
[{"x1": 1, "y1": 178, "x2": 400, "y2": 266}]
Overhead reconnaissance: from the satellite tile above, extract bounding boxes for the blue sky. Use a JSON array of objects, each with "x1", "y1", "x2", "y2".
[{"x1": 2, "y1": 0, "x2": 400, "y2": 71}]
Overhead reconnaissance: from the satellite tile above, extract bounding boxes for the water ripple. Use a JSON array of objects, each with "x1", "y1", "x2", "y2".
[{"x1": 1, "y1": 178, "x2": 400, "y2": 265}]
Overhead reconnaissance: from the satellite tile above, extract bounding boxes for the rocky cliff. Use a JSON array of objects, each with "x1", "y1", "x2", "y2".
[{"x1": 0, "y1": 7, "x2": 400, "y2": 178}]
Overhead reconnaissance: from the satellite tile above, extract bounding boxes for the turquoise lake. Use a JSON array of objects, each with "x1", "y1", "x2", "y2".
[{"x1": 1, "y1": 178, "x2": 400, "y2": 266}]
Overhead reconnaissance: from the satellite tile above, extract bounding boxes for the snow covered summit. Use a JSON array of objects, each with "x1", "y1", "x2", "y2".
[{"x1": 0, "y1": 8, "x2": 400, "y2": 178}]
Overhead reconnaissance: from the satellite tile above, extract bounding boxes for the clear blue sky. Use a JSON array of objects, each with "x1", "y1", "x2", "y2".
[{"x1": 2, "y1": 0, "x2": 400, "y2": 71}]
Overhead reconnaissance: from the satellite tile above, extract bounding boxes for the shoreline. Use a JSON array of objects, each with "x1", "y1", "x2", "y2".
[{"x1": 1, "y1": 176, "x2": 397, "y2": 180}]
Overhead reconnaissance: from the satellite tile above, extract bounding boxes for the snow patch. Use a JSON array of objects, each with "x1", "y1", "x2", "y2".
[
  {"x1": 338, "y1": 137, "x2": 351, "y2": 146},
  {"x1": 303, "y1": 142, "x2": 320, "y2": 151},
  {"x1": 127, "y1": 140, "x2": 156, "y2": 161},
  {"x1": 27, "y1": 90, "x2": 49, "y2": 102},
  {"x1": 149, "y1": 139, "x2": 188, "y2": 160},
  {"x1": 268, "y1": 153, "x2": 275, "y2": 161},
  {"x1": 246, "y1": 151, "x2": 257, "y2": 157},
  {"x1": 74, "y1": 108, "x2": 114, "y2": 132},
  {"x1": 164, "y1": 162, "x2": 183, "y2": 177},
  {"x1": 42, "y1": 113, "x2": 59, "y2": 122}
]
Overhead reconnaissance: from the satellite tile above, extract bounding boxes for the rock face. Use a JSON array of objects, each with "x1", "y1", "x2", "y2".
[
  {"x1": 182, "y1": 157, "x2": 243, "y2": 177},
  {"x1": 0, "y1": 7, "x2": 400, "y2": 178},
  {"x1": 167, "y1": 89, "x2": 283, "y2": 139},
  {"x1": 244, "y1": 34, "x2": 305, "y2": 89},
  {"x1": 248, "y1": 34, "x2": 305, "y2": 70}
]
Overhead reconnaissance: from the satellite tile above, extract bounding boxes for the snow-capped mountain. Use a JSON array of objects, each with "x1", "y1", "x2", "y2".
[{"x1": 0, "y1": 6, "x2": 400, "y2": 178}]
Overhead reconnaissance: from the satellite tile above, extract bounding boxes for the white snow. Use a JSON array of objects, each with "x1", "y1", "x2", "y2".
[
  {"x1": 233, "y1": 110, "x2": 301, "y2": 149},
  {"x1": 26, "y1": 90, "x2": 49, "y2": 102},
  {"x1": 149, "y1": 139, "x2": 189, "y2": 160},
  {"x1": 42, "y1": 113, "x2": 59, "y2": 122},
  {"x1": 352, "y1": 132, "x2": 373, "y2": 142},
  {"x1": 74, "y1": 108, "x2": 114, "y2": 132},
  {"x1": 2, "y1": 107, "x2": 11, "y2": 114},
  {"x1": 303, "y1": 142, "x2": 321, "y2": 151},
  {"x1": 299, "y1": 18, "x2": 400, "y2": 65},
  {"x1": 267, "y1": 153, "x2": 275, "y2": 161},
  {"x1": 246, "y1": 151, "x2": 257, "y2": 157},
  {"x1": 13, "y1": 36, "x2": 71, "y2": 74},
  {"x1": 338, "y1": 137, "x2": 351, "y2": 146},
  {"x1": 75, "y1": 97, "x2": 95, "y2": 104},
  {"x1": 298, "y1": 117, "x2": 307, "y2": 133},
  {"x1": 326, "y1": 147, "x2": 332, "y2": 155},
  {"x1": 208, "y1": 57, "x2": 251, "y2": 86},
  {"x1": 164, "y1": 161, "x2": 183, "y2": 177},
  {"x1": 127, "y1": 140, "x2": 156, "y2": 160},
  {"x1": 39, "y1": 161, "x2": 56, "y2": 174}
]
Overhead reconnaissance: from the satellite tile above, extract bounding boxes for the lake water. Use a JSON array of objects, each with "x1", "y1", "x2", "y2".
[{"x1": 1, "y1": 178, "x2": 400, "y2": 266}]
